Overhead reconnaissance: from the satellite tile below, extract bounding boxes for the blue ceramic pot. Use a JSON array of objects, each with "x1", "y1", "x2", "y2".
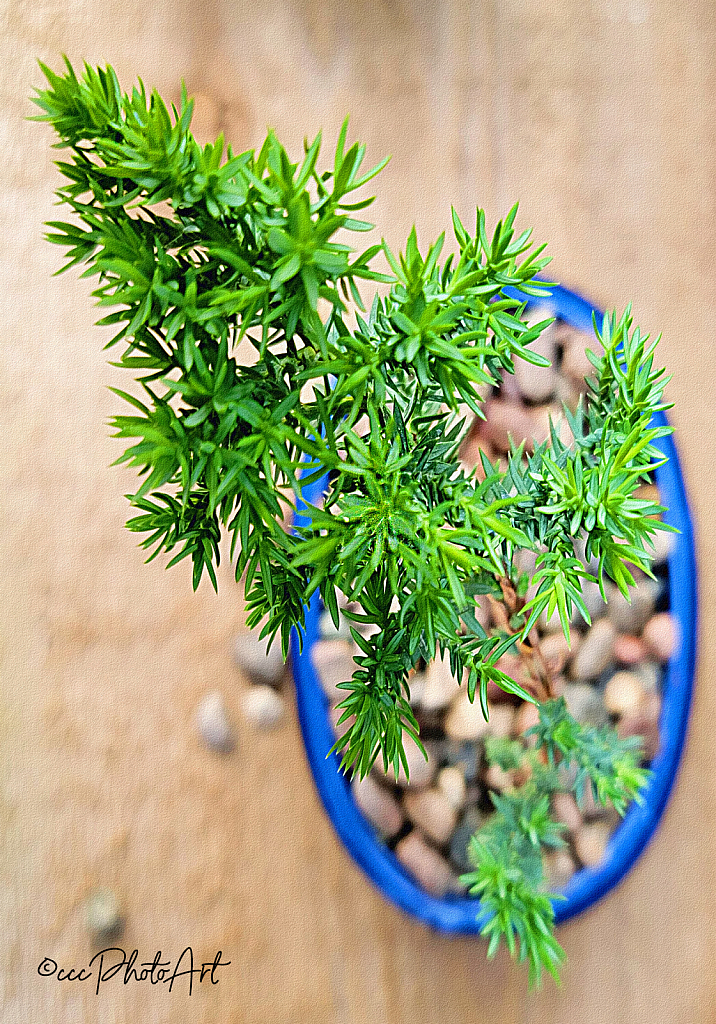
[{"x1": 290, "y1": 283, "x2": 698, "y2": 931}]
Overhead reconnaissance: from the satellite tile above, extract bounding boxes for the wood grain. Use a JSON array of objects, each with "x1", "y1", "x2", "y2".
[{"x1": 1, "y1": 2, "x2": 714, "y2": 1020}]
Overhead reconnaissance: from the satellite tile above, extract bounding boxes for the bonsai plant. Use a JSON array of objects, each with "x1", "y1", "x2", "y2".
[{"x1": 32, "y1": 58, "x2": 678, "y2": 985}]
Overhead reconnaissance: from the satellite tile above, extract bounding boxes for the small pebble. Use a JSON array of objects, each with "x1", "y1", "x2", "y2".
[
  {"x1": 449, "y1": 809, "x2": 488, "y2": 872},
  {"x1": 603, "y1": 671, "x2": 647, "y2": 717},
  {"x1": 420, "y1": 650, "x2": 462, "y2": 712},
  {"x1": 540, "y1": 631, "x2": 576, "y2": 677},
  {"x1": 241, "y1": 685, "x2": 285, "y2": 730},
  {"x1": 617, "y1": 693, "x2": 662, "y2": 761},
  {"x1": 395, "y1": 832, "x2": 464, "y2": 897},
  {"x1": 613, "y1": 634, "x2": 648, "y2": 666},
  {"x1": 514, "y1": 317, "x2": 557, "y2": 403},
  {"x1": 642, "y1": 613, "x2": 679, "y2": 663},
  {"x1": 633, "y1": 660, "x2": 661, "y2": 694},
  {"x1": 311, "y1": 640, "x2": 356, "y2": 700},
  {"x1": 648, "y1": 528, "x2": 675, "y2": 565},
  {"x1": 561, "y1": 330, "x2": 603, "y2": 386},
  {"x1": 543, "y1": 849, "x2": 577, "y2": 890},
  {"x1": 404, "y1": 788, "x2": 459, "y2": 846},
  {"x1": 552, "y1": 792, "x2": 583, "y2": 834},
  {"x1": 570, "y1": 619, "x2": 616, "y2": 680},
  {"x1": 484, "y1": 764, "x2": 515, "y2": 793},
  {"x1": 233, "y1": 633, "x2": 285, "y2": 685},
  {"x1": 606, "y1": 578, "x2": 660, "y2": 635},
  {"x1": 442, "y1": 740, "x2": 481, "y2": 784},
  {"x1": 85, "y1": 888, "x2": 123, "y2": 940},
  {"x1": 436, "y1": 765, "x2": 467, "y2": 811},
  {"x1": 375, "y1": 737, "x2": 438, "y2": 790},
  {"x1": 479, "y1": 399, "x2": 543, "y2": 453},
  {"x1": 352, "y1": 775, "x2": 404, "y2": 839},
  {"x1": 515, "y1": 699, "x2": 541, "y2": 739},
  {"x1": 319, "y1": 609, "x2": 353, "y2": 642},
  {"x1": 195, "y1": 691, "x2": 235, "y2": 752},
  {"x1": 444, "y1": 690, "x2": 493, "y2": 742},
  {"x1": 573, "y1": 821, "x2": 611, "y2": 867},
  {"x1": 487, "y1": 704, "x2": 516, "y2": 738},
  {"x1": 563, "y1": 682, "x2": 609, "y2": 726}
]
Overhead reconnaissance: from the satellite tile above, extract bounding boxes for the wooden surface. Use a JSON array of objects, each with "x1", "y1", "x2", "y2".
[{"x1": 1, "y1": 2, "x2": 715, "y2": 1020}]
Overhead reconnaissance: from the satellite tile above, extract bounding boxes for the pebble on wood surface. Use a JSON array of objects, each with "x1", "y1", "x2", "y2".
[
  {"x1": 195, "y1": 691, "x2": 235, "y2": 752},
  {"x1": 233, "y1": 632, "x2": 285, "y2": 685},
  {"x1": 352, "y1": 775, "x2": 404, "y2": 839},
  {"x1": 404, "y1": 788, "x2": 459, "y2": 846},
  {"x1": 241, "y1": 685, "x2": 285, "y2": 730},
  {"x1": 395, "y1": 832, "x2": 463, "y2": 898},
  {"x1": 570, "y1": 618, "x2": 616, "y2": 680},
  {"x1": 85, "y1": 888, "x2": 123, "y2": 940}
]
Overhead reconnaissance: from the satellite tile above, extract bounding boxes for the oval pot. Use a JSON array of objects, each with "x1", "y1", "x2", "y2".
[{"x1": 290, "y1": 282, "x2": 698, "y2": 932}]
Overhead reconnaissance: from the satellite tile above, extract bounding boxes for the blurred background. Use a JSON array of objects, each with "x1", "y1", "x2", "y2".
[{"x1": 1, "y1": 1, "x2": 715, "y2": 1021}]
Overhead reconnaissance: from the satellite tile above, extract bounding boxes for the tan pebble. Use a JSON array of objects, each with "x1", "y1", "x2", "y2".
[
  {"x1": 241, "y1": 685, "x2": 285, "y2": 730},
  {"x1": 514, "y1": 319, "x2": 557, "y2": 403},
  {"x1": 633, "y1": 660, "x2": 661, "y2": 694},
  {"x1": 188, "y1": 91, "x2": 222, "y2": 144},
  {"x1": 579, "y1": 580, "x2": 608, "y2": 623},
  {"x1": 515, "y1": 700, "x2": 541, "y2": 739},
  {"x1": 540, "y1": 632, "x2": 574, "y2": 676},
  {"x1": 543, "y1": 849, "x2": 577, "y2": 890},
  {"x1": 617, "y1": 694, "x2": 662, "y2": 760},
  {"x1": 530, "y1": 404, "x2": 573, "y2": 447},
  {"x1": 603, "y1": 671, "x2": 647, "y2": 717},
  {"x1": 561, "y1": 330, "x2": 603, "y2": 385},
  {"x1": 484, "y1": 764, "x2": 515, "y2": 793},
  {"x1": 488, "y1": 704, "x2": 516, "y2": 738},
  {"x1": 642, "y1": 613, "x2": 679, "y2": 663},
  {"x1": 479, "y1": 399, "x2": 540, "y2": 453},
  {"x1": 648, "y1": 529, "x2": 675, "y2": 565},
  {"x1": 85, "y1": 888, "x2": 123, "y2": 940},
  {"x1": 352, "y1": 775, "x2": 404, "y2": 839},
  {"x1": 233, "y1": 633, "x2": 285, "y2": 685},
  {"x1": 395, "y1": 832, "x2": 462, "y2": 898},
  {"x1": 404, "y1": 788, "x2": 459, "y2": 846},
  {"x1": 552, "y1": 792, "x2": 583, "y2": 834},
  {"x1": 444, "y1": 690, "x2": 492, "y2": 742},
  {"x1": 571, "y1": 619, "x2": 616, "y2": 680},
  {"x1": 195, "y1": 691, "x2": 235, "y2": 752},
  {"x1": 310, "y1": 640, "x2": 356, "y2": 700},
  {"x1": 574, "y1": 821, "x2": 612, "y2": 867},
  {"x1": 436, "y1": 765, "x2": 467, "y2": 811},
  {"x1": 421, "y1": 650, "x2": 462, "y2": 712},
  {"x1": 606, "y1": 578, "x2": 660, "y2": 634},
  {"x1": 375, "y1": 738, "x2": 439, "y2": 790},
  {"x1": 563, "y1": 682, "x2": 608, "y2": 726},
  {"x1": 614, "y1": 634, "x2": 648, "y2": 665}
]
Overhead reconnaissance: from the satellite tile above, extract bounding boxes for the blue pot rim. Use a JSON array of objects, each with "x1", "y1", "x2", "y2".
[{"x1": 290, "y1": 282, "x2": 698, "y2": 932}]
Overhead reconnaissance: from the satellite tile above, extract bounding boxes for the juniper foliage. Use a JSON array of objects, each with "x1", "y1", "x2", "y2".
[{"x1": 33, "y1": 58, "x2": 675, "y2": 985}]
